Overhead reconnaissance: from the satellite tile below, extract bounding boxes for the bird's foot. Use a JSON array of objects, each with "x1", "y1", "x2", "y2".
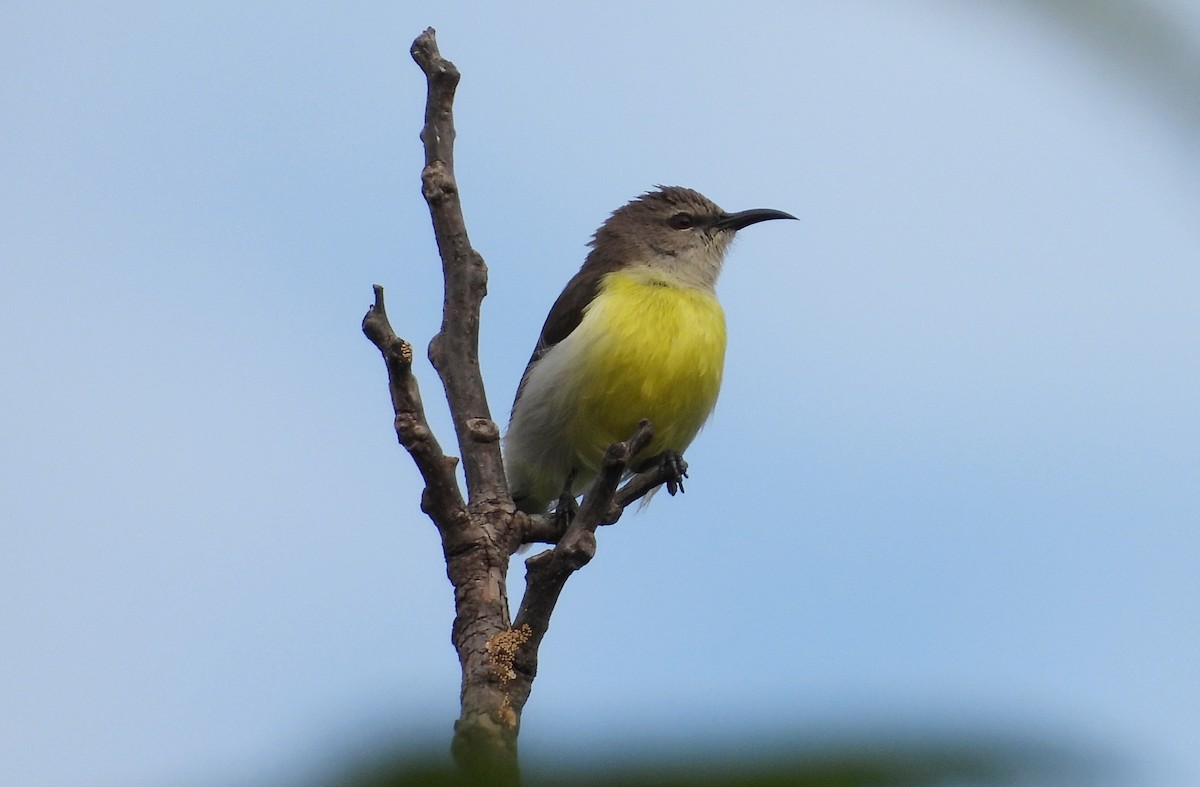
[
  {"x1": 553, "y1": 477, "x2": 579, "y2": 529},
  {"x1": 658, "y1": 450, "x2": 688, "y2": 496}
]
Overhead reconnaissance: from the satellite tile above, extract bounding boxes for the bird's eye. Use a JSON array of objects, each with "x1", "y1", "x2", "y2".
[{"x1": 667, "y1": 212, "x2": 694, "y2": 230}]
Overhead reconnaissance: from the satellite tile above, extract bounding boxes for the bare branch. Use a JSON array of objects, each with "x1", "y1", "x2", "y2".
[
  {"x1": 614, "y1": 453, "x2": 689, "y2": 509},
  {"x1": 410, "y1": 28, "x2": 507, "y2": 506},
  {"x1": 509, "y1": 422, "x2": 655, "y2": 693},
  {"x1": 519, "y1": 513, "x2": 568, "y2": 546},
  {"x1": 370, "y1": 30, "x2": 704, "y2": 783},
  {"x1": 516, "y1": 431, "x2": 686, "y2": 546},
  {"x1": 572, "y1": 420, "x2": 655, "y2": 531},
  {"x1": 369, "y1": 30, "x2": 520, "y2": 783},
  {"x1": 362, "y1": 284, "x2": 465, "y2": 521}
]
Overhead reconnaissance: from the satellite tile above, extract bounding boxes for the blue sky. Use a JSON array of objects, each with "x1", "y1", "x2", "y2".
[{"x1": 2, "y1": 2, "x2": 1198, "y2": 786}]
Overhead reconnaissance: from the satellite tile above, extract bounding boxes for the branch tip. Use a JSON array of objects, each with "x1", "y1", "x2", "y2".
[
  {"x1": 410, "y1": 28, "x2": 438, "y2": 65},
  {"x1": 629, "y1": 419, "x2": 655, "y2": 456}
]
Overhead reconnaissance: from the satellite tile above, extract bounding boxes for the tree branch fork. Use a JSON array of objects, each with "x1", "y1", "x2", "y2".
[
  {"x1": 362, "y1": 282, "x2": 676, "y2": 545},
  {"x1": 362, "y1": 27, "x2": 690, "y2": 781}
]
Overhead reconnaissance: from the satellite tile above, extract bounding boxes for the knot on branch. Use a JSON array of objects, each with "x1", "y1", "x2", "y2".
[
  {"x1": 427, "y1": 331, "x2": 477, "y2": 369},
  {"x1": 465, "y1": 417, "x2": 500, "y2": 443},
  {"x1": 560, "y1": 531, "x2": 597, "y2": 568},
  {"x1": 421, "y1": 161, "x2": 455, "y2": 203},
  {"x1": 394, "y1": 411, "x2": 430, "y2": 441}
]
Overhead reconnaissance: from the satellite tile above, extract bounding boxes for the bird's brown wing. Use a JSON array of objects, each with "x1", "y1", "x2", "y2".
[{"x1": 510, "y1": 261, "x2": 615, "y2": 415}]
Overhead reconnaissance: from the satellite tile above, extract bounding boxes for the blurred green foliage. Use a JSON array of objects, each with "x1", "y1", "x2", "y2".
[{"x1": 322, "y1": 736, "x2": 1099, "y2": 787}]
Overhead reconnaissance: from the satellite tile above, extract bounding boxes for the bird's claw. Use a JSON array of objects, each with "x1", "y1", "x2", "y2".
[
  {"x1": 554, "y1": 483, "x2": 579, "y2": 528},
  {"x1": 661, "y1": 450, "x2": 688, "y2": 496}
]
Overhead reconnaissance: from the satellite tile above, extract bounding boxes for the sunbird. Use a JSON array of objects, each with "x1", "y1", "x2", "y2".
[{"x1": 504, "y1": 186, "x2": 795, "y2": 514}]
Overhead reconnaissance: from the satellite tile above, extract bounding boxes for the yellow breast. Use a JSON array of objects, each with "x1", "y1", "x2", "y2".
[{"x1": 565, "y1": 269, "x2": 726, "y2": 473}]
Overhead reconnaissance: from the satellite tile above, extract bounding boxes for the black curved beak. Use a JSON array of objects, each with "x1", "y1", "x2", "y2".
[{"x1": 713, "y1": 207, "x2": 798, "y2": 232}]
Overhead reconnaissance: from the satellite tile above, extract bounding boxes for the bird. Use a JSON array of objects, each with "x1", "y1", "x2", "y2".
[{"x1": 503, "y1": 186, "x2": 796, "y2": 514}]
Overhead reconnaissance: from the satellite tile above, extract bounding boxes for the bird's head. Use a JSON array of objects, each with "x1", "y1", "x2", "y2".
[{"x1": 588, "y1": 186, "x2": 796, "y2": 290}]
